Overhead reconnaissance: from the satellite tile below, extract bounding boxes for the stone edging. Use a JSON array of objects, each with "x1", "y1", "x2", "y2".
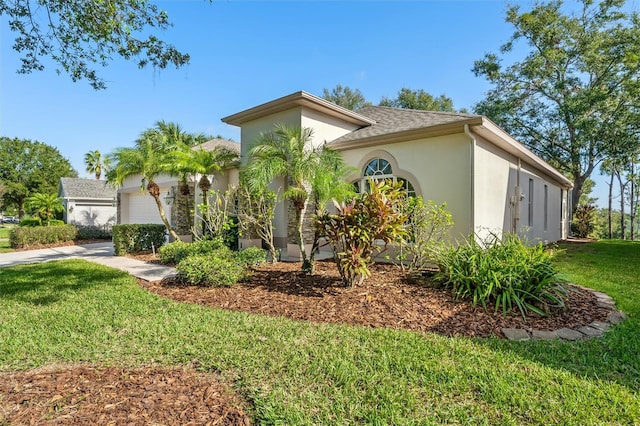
[{"x1": 501, "y1": 285, "x2": 628, "y2": 342}]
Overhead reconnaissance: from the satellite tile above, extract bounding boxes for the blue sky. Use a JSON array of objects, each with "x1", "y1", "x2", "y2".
[{"x1": 1, "y1": 0, "x2": 636, "y2": 205}]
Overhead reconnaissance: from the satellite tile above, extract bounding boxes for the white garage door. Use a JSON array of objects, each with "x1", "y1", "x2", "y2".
[{"x1": 127, "y1": 193, "x2": 168, "y2": 225}]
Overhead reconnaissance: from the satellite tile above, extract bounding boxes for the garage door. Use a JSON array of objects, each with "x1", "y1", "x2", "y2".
[{"x1": 127, "y1": 193, "x2": 168, "y2": 225}]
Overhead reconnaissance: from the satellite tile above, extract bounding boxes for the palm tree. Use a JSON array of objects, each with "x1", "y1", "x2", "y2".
[
  {"x1": 173, "y1": 144, "x2": 239, "y2": 235},
  {"x1": 107, "y1": 129, "x2": 181, "y2": 241},
  {"x1": 26, "y1": 192, "x2": 64, "y2": 225},
  {"x1": 108, "y1": 121, "x2": 210, "y2": 241},
  {"x1": 244, "y1": 124, "x2": 321, "y2": 270},
  {"x1": 84, "y1": 150, "x2": 109, "y2": 180},
  {"x1": 174, "y1": 145, "x2": 239, "y2": 206},
  {"x1": 306, "y1": 146, "x2": 357, "y2": 271}
]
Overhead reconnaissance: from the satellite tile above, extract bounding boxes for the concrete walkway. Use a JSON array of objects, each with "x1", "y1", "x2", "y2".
[{"x1": 0, "y1": 242, "x2": 176, "y2": 282}]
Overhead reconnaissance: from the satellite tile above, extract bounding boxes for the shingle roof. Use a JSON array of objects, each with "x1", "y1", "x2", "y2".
[
  {"x1": 194, "y1": 138, "x2": 240, "y2": 154},
  {"x1": 327, "y1": 106, "x2": 481, "y2": 146},
  {"x1": 59, "y1": 177, "x2": 116, "y2": 199}
]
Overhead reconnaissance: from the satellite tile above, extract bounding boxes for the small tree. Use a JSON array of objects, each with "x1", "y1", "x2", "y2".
[
  {"x1": 195, "y1": 188, "x2": 238, "y2": 248},
  {"x1": 25, "y1": 192, "x2": 64, "y2": 226},
  {"x1": 244, "y1": 124, "x2": 319, "y2": 270},
  {"x1": 236, "y1": 184, "x2": 279, "y2": 263},
  {"x1": 316, "y1": 180, "x2": 407, "y2": 287},
  {"x1": 398, "y1": 197, "x2": 453, "y2": 272}
]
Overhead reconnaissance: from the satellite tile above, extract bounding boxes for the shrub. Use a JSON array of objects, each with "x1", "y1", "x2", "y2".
[
  {"x1": 158, "y1": 238, "x2": 229, "y2": 265},
  {"x1": 75, "y1": 225, "x2": 112, "y2": 240},
  {"x1": 572, "y1": 204, "x2": 596, "y2": 238},
  {"x1": 19, "y1": 216, "x2": 42, "y2": 227},
  {"x1": 176, "y1": 253, "x2": 245, "y2": 287},
  {"x1": 235, "y1": 246, "x2": 267, "y2": 266},
  {"x1": 436, "y1": 233, "x2": 567, "y2": 318},
  {"x1": 316, "y1": 179, "x2": 407, "y2": 287},
  {"x1": 10, "y1": 224, "x2": 77, "y2": 249},
  {"x1": 158, "y1": 240, "x2": 191, "y2": 264},
  {"x1": 112, "y1": 224, "x2": 166, "y2": 256},
  {"x1": 398, "y1": 197, "x2": 453, "y2": 272}
]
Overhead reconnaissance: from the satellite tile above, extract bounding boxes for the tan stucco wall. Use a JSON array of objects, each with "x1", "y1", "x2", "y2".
[
  {"x1": 239, "y1": 108, "x2": 302, "y2": 160},
  {"x1": 473, "y1": 136, "x2": 566, "y2": 243},
  {"x1": 517, "y1": 160, "x2": 564, "y2": 243},
  {"x1": 301, "y1": 108, "x2": 361, "y2": 148},
  {"x1": 338, "y1": 134, "x2": 473, "y2": 240}
]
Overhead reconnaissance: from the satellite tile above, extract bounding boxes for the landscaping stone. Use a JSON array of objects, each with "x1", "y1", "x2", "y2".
[
  {"x1": 577, "y1": 325, "x2": 603, "y2": 338},
  {"x1": 555, "y1": 328, "x2": 584, "y2": 341},
  {"x1": 502, "y1": 328, "x2": 530, "y2": 341},
  {"x1": 608, "y1": 310, "x2": 628, "y2": 324},
  {"x1": 531, "y1": 330, "x2": 558, "y2": 340},
  {"x1": 597, "y1": 300, "x2": 616, "y2": 309},
  {"x1": 589, "y1": 321, "x2": 611, "y2": 332}
]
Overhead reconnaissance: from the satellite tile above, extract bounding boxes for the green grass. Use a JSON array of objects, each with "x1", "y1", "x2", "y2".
[
  {"x1": 0, "y1": 241, "x2": 638, "y2": 424},
  {"x1": 0, "y1": 225, "x2": 13, "y2": 239},
  {"x1": 0, "y1": 226, "x2": 13, "y2": 252}
]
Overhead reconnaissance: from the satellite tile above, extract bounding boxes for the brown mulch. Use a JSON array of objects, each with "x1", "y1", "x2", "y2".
[
  {"x1": 0, "y1": 365, "x2": 250, "y2": 426},
  {"x1": 138, "y1": 259, "x2": 611, "y2": 339}
]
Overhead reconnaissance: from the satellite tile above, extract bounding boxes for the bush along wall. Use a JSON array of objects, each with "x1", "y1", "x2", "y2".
[
  {"x1": 112, "y1": 224, "x2": 167, "y2": 256},
  {"x1": 10, "y1": 224, "x2": 77, "y2": 249}
]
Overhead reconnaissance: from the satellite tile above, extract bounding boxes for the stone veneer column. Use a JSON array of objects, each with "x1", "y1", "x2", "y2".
[
  {"x1": 172, "y1": 183, "x2": 195, "y2": 236},
  {"x1": 286, "y1": 199, "x2": 316, "y2": 246}
]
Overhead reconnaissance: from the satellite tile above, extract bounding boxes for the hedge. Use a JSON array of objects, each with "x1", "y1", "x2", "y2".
[
  {"x1": 112, "y1": 224, "x2": 167, "y2": 255},
  {"x1": 10, "y1": 224, "x2": 77, "y2": 249}
]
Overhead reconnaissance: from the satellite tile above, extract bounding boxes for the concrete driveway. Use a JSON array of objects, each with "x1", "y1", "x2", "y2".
[{"x1": 0, "y1": 242, "x2": 175, "y2": 282}]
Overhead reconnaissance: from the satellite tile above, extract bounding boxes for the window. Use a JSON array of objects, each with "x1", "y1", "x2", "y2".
[
  {"x1": 364, "y1": 158, "x2": 392, "y2": 177},
  {"x1": 544, "y1": 185, "x2": 548, "y2": 231},
  {"x1": 528, "y1": 179, "x2": 534, "y2": 227},
  {"x1": 355, "y1": 158, "x2": 416, "y2": 197}
]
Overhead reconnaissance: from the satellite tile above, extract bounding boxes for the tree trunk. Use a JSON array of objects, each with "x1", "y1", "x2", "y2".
[
  {"x1": 198, "y1": 176, "x2": 211, "y2": 236},
  {"x1": 616, "y1": 170, "x2": 626, "y2": 240},
  {"x1": 608, "y1": 170, "x2": 614, "y2": 239},
  {"x1": 630, "y1": 162, "x2": 635, "y2": 240},
  {"x1": 296, "y1": 204, "x2": 310, "y2": 271},
  {"x1": 570, "y1": 173, "x2": 586, "y2": 218},
  {"x1": 147, "y1": 181, "x2": 180, "y2": 241}
]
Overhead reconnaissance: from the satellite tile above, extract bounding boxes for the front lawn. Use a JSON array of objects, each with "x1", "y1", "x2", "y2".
[
  {"x1": 0, "y1": 241, "x2": 638, "y2": 424},
  {"x1": 0, "y1": 226, "x2": 12, "y2": 253}
]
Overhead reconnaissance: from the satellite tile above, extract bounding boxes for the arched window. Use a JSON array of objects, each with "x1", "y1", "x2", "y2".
[
  {"x1": 355, "y1": 158, "x2": 416, "y2": 197},
  {"x1": 364, "y1": 158, "x2": 392, "y2": 177}
]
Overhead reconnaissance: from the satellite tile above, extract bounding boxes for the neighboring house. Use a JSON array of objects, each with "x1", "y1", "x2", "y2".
[
  {"x1": 116, "y1": 139, "x2": 240, "y2": 240},
  {"x1": 221, "y1": 91, "x2": 573, "y2": 258},
  {"x1": 58, "y1": 177, "x2": 117, "y2": 228}
]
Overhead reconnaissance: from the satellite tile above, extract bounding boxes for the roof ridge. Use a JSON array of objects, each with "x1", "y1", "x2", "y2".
[{"x1": 362, "y1": 105, "x2": 478, "y2": 118}]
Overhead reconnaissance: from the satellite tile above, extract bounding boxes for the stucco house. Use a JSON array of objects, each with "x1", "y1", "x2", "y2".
[
  {"x1": 221, "y1": 91, "x2": 573, "y2": 258},
  {"x1": 58, "y1": 177, "x2": 117, "y2": 229},
  {"x1": 116, "y1": 139, "x2": 240, "y2": 240}
]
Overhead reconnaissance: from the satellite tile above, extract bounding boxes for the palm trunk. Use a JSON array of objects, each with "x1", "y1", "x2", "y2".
[
  {"x1": 199, "y1": 176, "x2": 211, "y2": 236},
  {"x1": 148, "y1": 181, "x2": 180, "y2": 241},
  {"x1": 296, "y1": 205, "x2": 308, "y2": 263}
]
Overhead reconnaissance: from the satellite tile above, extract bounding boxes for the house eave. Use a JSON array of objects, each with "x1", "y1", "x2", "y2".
[
  {"x1": 221, "y1": 91, "x2": 376, "y2": 127},
  {"x1": 471, "y1": 118, "x2": 573, "y2": 189}
]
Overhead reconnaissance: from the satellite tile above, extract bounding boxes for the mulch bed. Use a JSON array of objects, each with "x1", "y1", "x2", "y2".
[
  {"x1": 139, "y1": 259, "x2": 611, "y2": 339},
  {"x1": 0, "y1": 365, "x2": 250, "y2": 425}
]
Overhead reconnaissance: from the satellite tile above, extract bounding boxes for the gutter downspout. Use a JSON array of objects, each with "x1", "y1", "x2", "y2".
[{"x1": 464, "y1": 125, "x2": 475, "y2": 237}]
